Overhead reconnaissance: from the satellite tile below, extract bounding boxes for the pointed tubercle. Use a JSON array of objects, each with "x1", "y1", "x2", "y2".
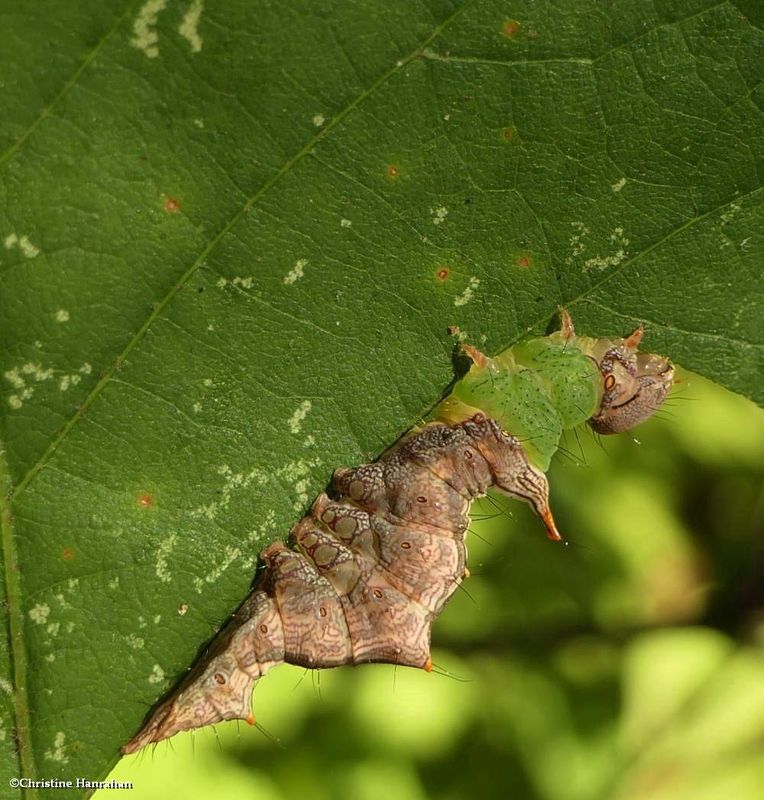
[
  {"x1": 624, "y1": 324, "x2": 644, "y2": 349},
  {"x1": 461, "y1": 344, "x2": 490, "y2": 369},
  {"x1": 558, "y1": 307, "x2": 575, "y2": 340},
  {"x1": 540, "y1": 506, "x2": 562, "y2": 542}
]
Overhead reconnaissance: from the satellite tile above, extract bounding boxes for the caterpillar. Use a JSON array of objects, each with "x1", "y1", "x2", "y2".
[{"x1": 122, "y1": 311, "x2": 674, "y2": 754}]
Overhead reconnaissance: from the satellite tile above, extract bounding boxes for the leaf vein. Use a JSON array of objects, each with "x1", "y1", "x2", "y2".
[{"x1": 11, "y1": 0, "x2": 479, "y2": 502}]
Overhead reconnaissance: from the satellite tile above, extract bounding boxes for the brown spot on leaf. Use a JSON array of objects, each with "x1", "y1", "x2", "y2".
[
  {"x1": 502, "y1": 20, "x2": 521, "y2": 38},
  {"x1": 503, "y1": 127, "x2": 515, "y2": 141},
  {"x1": 435, "y1": 267, "x2": 451, "y2": 282},
  {"x1": 137, "y1": 492, "x2": 154, "y2": 509},
  {"x1": 164, "y1": 197, "x2": 181, "y2": 213},
  {"x1": 386, "y1": 164, "x2": 399, "y2": 178},
  {"x1": 63, "y1": 547, "x2": 74, "y2": 561},
  {"x1": 516, "y1": 255, "x2": 533, "y2": 269}
]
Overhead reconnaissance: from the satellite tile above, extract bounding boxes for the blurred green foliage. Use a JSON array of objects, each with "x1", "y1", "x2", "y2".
[{"x1": 105, "y1": 369, "x2": 764, "y2": 800}]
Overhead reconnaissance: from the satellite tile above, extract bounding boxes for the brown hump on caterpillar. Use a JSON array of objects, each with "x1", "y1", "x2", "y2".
[{"x1": 122, "y1": 413, "x2": 561, "y2": 754}]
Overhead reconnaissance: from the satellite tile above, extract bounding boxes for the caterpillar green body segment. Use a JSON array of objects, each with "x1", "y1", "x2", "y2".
[{"x1": 437, "y1": 312, "x2": 675, "y2": 470}]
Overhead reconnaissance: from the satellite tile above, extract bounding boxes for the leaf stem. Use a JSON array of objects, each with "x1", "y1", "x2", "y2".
[{"x1": 0, "y1": 444, "x2": 38, "y2": 797}]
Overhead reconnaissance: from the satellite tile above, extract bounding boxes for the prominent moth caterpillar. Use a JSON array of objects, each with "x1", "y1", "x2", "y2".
[{"x1": 122, "y1": 312, "x2": 673, "y2": 754}]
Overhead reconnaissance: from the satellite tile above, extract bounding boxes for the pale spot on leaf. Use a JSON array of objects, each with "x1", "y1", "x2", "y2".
[
  {"x1": 54, "y1": 593, "x2": 71, "y2": 610},
  {"x1": 584, "y1": 227, "x2": 630, "y2": 271},
  {"x1": 202, "y1": 544, "x2": 242, "y2": 585},
  {"x1": 454, "y1": 276, "x2": 480, "y2": 307},
  {"x1": 283, "y1": 258, "x2": 307, "y2": 285},
  {"x1": 288, "y1": 400, "x2": 312, "y2": 434},
  {"x1": 131, "y1": 0, "x2": 168, "y2": 59},
  {"x1": 44, "y1": 732, "x2": 68, "y2": 763},
  {"x1": 148, "y1": 664, "x2": 166, "y2": 684},
  {"x1": 29, "y1": 604, "x2": 50, "y2": 625},
  {"x1": 431, "y1": 206, "x2": 448, "y2": 225},
  {"x1": 191, "y1": 464, "x2": 267, "y2": 520},
  {"x1": 5, "y1": 233, "x2": 39, "y2": 258},
  {"x1": 155, "y1": 534, "x2": 177, "y2": 582},
  {"x1": 218, "y1": 276, "x2": 254, "y2": 289},
  {"x1": 178, "y1": 0, "x2": 204, "y2": 53},
  {"x1": 19, "y1": 236, "x2": 39, "y2": 258}
]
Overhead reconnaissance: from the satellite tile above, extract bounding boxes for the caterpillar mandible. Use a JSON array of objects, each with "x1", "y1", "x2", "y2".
[{"x1": 122, "y1": 311, "x2": 674, "y2": 754}]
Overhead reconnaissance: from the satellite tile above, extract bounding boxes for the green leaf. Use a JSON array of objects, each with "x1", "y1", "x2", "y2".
[{"x1": 0, "y1": 0, "x2": 762, "y2": 792}]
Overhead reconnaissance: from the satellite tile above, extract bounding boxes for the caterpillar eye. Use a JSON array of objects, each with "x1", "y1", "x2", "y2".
[
  {"x1": 259, "y1": 623, "x2": 268, "y2": 634},
  {"x1": 416, "y1": 496, "x2": 427, "y2": 504},
  {"x1": 604, "y1": 374, "x2": 616, "y2": 391},
  {"x1": 213, "y1": 673, "x2": 226, "y2": 685}
]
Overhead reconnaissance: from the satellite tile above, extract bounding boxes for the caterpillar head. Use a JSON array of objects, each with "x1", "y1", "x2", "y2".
[{"x1": 589, "y1": 326, "x2": 674, "y2": 434}]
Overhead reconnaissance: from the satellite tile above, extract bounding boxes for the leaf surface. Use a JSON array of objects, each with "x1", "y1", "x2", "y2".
[{"x1": 0, "y1": 0, "x2": 762, "y2": 792}]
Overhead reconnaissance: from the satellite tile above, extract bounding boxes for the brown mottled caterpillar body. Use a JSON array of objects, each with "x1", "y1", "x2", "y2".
[
  {"x1": 122, "y1": 313, "x2": 673, "y2": 753},
  {"x1": 122, "y1": 414, "x2": 558, "y2": 753}
]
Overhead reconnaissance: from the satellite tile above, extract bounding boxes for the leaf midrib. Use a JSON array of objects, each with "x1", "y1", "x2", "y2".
[
  {"x1": 0, "y1": 0, "x2": 138, "y2": 171},
  {"x1": 1, "y1": 2, "x2": 478, "y2": 789},
  {"x1": 9, "y1": 0, "x2": 753, "y2": 501},
  {"x1": 9, "y1": 0, "x2": 478, "y2": 502},
  {"x1": 1, "y1": 447, "x2": 34, "y2": 794}
]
